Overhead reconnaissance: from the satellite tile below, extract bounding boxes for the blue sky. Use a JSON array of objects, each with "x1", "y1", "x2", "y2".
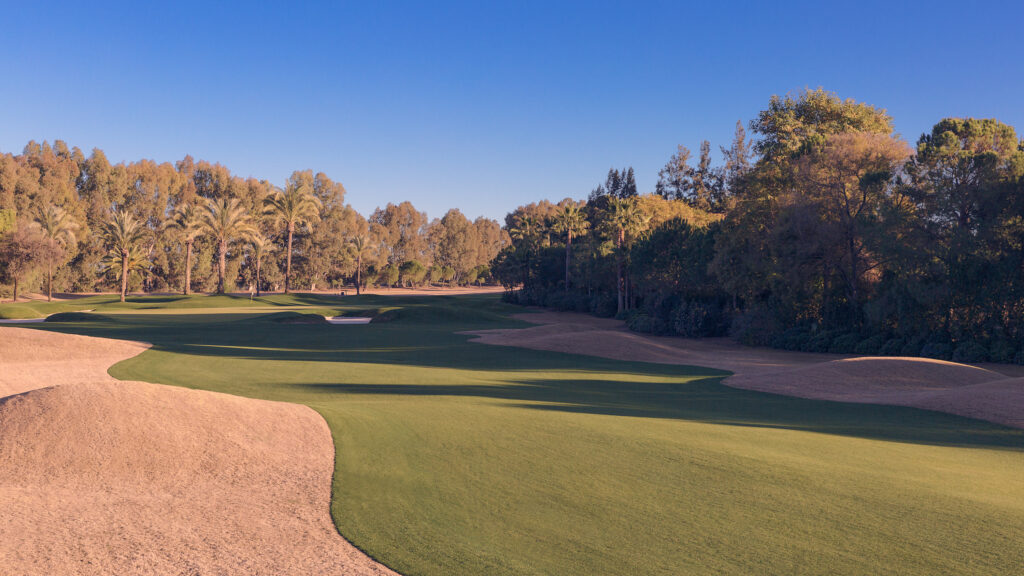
[{"x1": 2, "y1": 1, "x2": 1022, "y2": 220}]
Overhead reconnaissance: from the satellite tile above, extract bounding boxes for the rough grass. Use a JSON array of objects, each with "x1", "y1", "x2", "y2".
[{"x1": 7, "y1": 294, "x2": 1024, "y2": 575}]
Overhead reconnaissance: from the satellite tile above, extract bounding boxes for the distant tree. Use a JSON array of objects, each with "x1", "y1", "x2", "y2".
[
  {"x1": 655, "y1": 146, "x2": 692, "y2": 201},
  {"x1": 99, "y1": 209, "x2": 149, "y2": 302},
  {"x1": 247, "y1": 231, "x2": 275, "y2": 296},
  {"x1": 264, "y1": 173, "x2": 322, "y2": 293},
  {"x1": 34, "y1": 205, "x2": 79, "y2": 301},
  {"x1": 203, "y1": 197, "x2": 255, "y2": 294},
  {"x1": 349, "y1": 233, "x2": 375, "y2": 295},
  {"x1": 380, "y1": 263, "x2": 400, "y2": 288},
  {"x1": 164, "y1": 202, "x2": 205, "y2": 295},
  {"x1": 550, "y1": 202, "x2": 589, "y2": 290},
  {"x1": 604, "y1": 197, "x2": 650, "y2": 313},
  {"x1": 0, "y1": 225, "x2": 47, "y2": 302}
]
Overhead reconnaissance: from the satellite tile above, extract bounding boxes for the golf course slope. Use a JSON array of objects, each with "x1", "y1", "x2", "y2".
[
  {"x1": 467, "y1": 309, "x2": 1024, "y2": 429},
  {"x1": 0, "y1": 327, "x2": 397, "y2": 576}
]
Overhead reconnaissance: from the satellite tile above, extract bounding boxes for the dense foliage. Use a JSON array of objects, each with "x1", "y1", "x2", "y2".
[
  {"x1": 0, "y1": 147, "x2": 507, "y2": 300},
  {"x1": 495, "y1": 89, "x2": 1024, "y2": 363}
]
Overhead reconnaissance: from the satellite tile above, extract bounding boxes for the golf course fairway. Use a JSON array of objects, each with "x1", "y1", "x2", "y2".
[{"x1": 7, "y1": 293, "x2": 1024, "y2": 575}]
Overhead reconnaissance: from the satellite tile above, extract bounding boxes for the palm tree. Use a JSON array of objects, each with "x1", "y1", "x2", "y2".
[
  {"x1": 99, "y1": 209, "x2": 148, "y2": 302},
  {"x1": 34, "y1": 205, "x2": 79, "y2": 301},
  {"x1": 164, "y1": 202, "x2": 204, "y2": 295},
  {"x1": 203, "y1": 197, "x2": 256, "y2": 294},
  {"x1": 263, "y1": 183, "x2": 321, "y2": 293},
  {"x1": 349, "y1": 234, "x2": 375, "y2": 295},
  {"x1": 248, "y1": 231, "x2": 275, "y2": 297},
  {"x1": 606, "y1": 198, "x2": 649, "y2": 314},
  {"x1": 551, "y1": 203, "x2": 589, "y2": 291}
]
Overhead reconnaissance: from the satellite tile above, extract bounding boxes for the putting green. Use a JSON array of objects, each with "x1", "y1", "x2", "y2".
[{"x1": 8, "y1": 293, "x2": 1024, "y2": 575}]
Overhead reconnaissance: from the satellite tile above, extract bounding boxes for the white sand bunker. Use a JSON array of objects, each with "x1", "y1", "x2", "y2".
[
  {"x1": 465, "y1": 310, "x2": 1024, "y2": 429},
  {"x1": 0, "y1": 327, "x2": 397, "y2": 576}
]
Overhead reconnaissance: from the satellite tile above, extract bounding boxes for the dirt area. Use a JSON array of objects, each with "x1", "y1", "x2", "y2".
[
  {"x1": 464, "y1": 309, "x2": 1024, "y2": 429},
  {"x1": 0, "y1": 327, "x2": 397, "y2": 576}
]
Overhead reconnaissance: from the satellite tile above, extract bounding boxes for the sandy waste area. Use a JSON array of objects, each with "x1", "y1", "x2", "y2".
[
  {"x1": 465, "y1": 310, "x2": 1024, "y2": 429},
  {"x1": 0, "y1": 327, "x2": 397, "y2": 575}
]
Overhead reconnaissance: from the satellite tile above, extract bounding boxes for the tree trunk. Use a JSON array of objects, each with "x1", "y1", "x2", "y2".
[
  {"x1": 13, "y1": 276, "x2": 18, "y2": 302},
  {"x1": 218, "y1": 240, "x2": 227, "y2": 294},
  {"x1": 120, "y1": 252, "x2": 128, "y2": 303},
  {"x1": 355, "y1": 255, "x2": 362, "y2": 295},
  {"x1": 184, "y1": 240, "x2": 193, "y2": 295},
  {"x1": 256, "y1": 256, "x2": 262, "y2": 297},
  {"x1": 285, "y1": 223, "x2": 294, "y2": 294},
  {"x1": 47, "y1": 259, "x2": 53, "y2": 302},
  {"x1": 616, "y1": 229, "x2": 625, "y2": 314},
  {"x1": 564, "y1": 233, "x2": 572, "y2": 291}
]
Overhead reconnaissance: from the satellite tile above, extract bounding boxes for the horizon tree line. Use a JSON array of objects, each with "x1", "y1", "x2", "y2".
[
  {"x1": 494, "y1": 88, "x2": 1024, "y2": 364},
  {"x1": 0, "y1": 148, "x2": 508, "y2": 301}
]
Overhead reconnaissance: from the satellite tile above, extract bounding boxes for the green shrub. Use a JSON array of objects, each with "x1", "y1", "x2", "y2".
[
  {"x1": 989, "y1": 340, "x2": 1016, "y2": 364},
  {"x1": 828, "y1": 333, "x2": 861, "y2": 354},
  {"x1": 951, "y1": 341, "x2": 989, "y2": 363},
  {"x1": 772, "y1": 326, "x2": 812, "y2": 351},
  {"x1": 627, "y1": 313, "x2": 667, "y2": 335},
  {"x1": 900, "y1": 338, "x2": 925, "y2": 357},
  {"x1": 878, "y1": 338, "x2": 906, "y2": 356},
  {"x1": 590, "y1": 294, "x2": 617, "y2": 318},
  {"x1": 920, "y1": 342, "x2": 952, "y2": 360},
  {"x1": 854, "y1": 334, "x2": 886, "y2": 355},
  {"x1": 671, "y1": 301, "x2": 729, "y2": 338}
]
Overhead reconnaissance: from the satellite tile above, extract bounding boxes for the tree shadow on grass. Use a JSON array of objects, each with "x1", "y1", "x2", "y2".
[
  {"x1": 293, "y1": 376, "x2": 1024, "y2": 451},
  {"x1": 17, "y1": 315, "x2": 1024, "y2": 452}
]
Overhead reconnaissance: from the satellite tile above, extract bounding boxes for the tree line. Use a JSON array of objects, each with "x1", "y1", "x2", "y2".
[
  {"x1": 494, "y1": 88, "x2": 1024, "y2": 364},
  {"x1": 0, "y1": 145, "x2": 507, "y2": 301}
]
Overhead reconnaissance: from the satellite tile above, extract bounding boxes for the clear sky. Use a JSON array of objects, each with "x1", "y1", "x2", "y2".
[{"x1": 3, "y1": 0, "x2": 1022, "y2": 221}]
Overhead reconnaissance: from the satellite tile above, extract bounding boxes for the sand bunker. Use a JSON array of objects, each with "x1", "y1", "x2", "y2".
[
  {"x1": 0, "y1": 327, "x2": 397, "y2": 575},
  {"x1": 465, "y1": 310, "x2": 1024, "y2": 429}
]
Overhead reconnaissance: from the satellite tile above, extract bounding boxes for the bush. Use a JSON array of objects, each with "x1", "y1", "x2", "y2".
[
  {"x1": 951, "y1": 341, "x2": 989, "y2": 363},
  {"x1": 900, "y1": 338, "x2": 925, "y2": 357},
  {"x1": 730, "y1": 307, "x2": 775, "y2": 346},
  {"x1": 878, "y1": 338, "x2": 906, "y2": 356},
  {"x1": 854, "y1": 334, "x2": 886, "y2": 355},
  {"x1": 919, "y1": 342, "x2": 953, "y2": 360},
  {"x1": 828, "y1": 333, "x2": 861, "y2": 354},
  {"x1": 590, "y1": 293, "x2": 617, "y2": 318},
  {"x1": 671, "y1": 300, "x2": 729, "y2": 338},
  {"x1": 772, "y1": 326, "x2": 812, "y2": 351},
  {"x1": 989, "y1": 340, "x2": 1016, "y2": 364},
  {"x1": 544, "y1": 292, "x2": 587, "y2": 312},
  {"x1": 627, "y1": 312, "x2": 668, "y2": 335},
  {"x1": 803, "y1": 330, "x2": 841, "y2": 353},
  {"x1": 1014, "y1": 350, "x2": 1024, "y2": 366}
]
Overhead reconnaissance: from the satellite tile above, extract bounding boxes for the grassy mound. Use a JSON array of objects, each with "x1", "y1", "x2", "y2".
[
  {"x1": 45, "y1": 311, "x2": 110, "y2": 323},
  {"x1": 262, "y1": 312, "x2": 329, "y2": 324}
]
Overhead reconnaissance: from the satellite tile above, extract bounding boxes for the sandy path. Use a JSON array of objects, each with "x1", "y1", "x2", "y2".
[
  {"x1": 464, "y1": 309, "x2": 1024, "y2": 429},
  {"x1": 0, "y1": 327, "x2": 397, "y2": 575}
]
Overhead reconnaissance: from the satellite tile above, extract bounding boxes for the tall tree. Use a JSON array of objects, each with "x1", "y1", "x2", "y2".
[
  {"x1": 349, "y1": 234, "x2": 375, "y2": 295},
  {"x1": 605, "y1": 197, "x2": 650, "y2": 313},
  {"x1": 99, "y1": 209, "x2": 148, "y2": 302},
  {"x1": 203, "y1": 197, "x2": 255, "y2": 294},
  {"x1": 264, "y1": 175, "x2": 322, "y2": 293},
  {"x1": 247, "y1": 231, "x2": 275, "y2": 297},
  {"x1": 34, "y1": 205, "x2": 79, "y2": 301},
  {"x1": 551, "y1": 202, "x2": 589, "y2": 290},
  {"x1": 164, "y1": 202, "x2": 205, "y2": 295},
  {"x1": 0, "y1": 225, "x2": 47, "y2": 302}
]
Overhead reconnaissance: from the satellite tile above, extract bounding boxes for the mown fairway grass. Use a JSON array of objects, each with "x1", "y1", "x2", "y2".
[{"x1": 7, "y1": 293, "x2": 1024, "y2": 575}]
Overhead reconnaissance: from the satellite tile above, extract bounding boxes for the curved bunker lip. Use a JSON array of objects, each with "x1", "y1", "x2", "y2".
[{"x1": 325, "y1": 317, "x2": 373, "y2": 325}]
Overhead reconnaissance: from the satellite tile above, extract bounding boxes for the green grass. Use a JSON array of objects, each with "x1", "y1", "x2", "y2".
[{"x1": 6, "y1": 294, "x2": 1024, "y2": 574}]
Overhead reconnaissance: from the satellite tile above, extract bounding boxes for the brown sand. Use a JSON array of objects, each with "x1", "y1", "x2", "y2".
[
  {"x1": 0, "y1": 327, "x2": 397, "y2": 576},
  {"x1": 464, "y1": 309, "x2": 1024, "y2": 429}
]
